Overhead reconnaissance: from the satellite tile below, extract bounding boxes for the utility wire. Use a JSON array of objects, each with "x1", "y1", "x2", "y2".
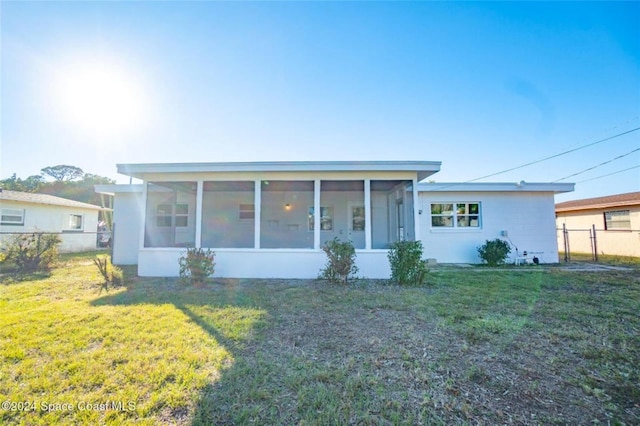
[
  {"x1": 468, "y1": 127, "x2": 639, "y2": 182},
  {"x1": 576, "y1": 165, "x2": 640, "y2": 184},
  {"x1": 553, "y1": 147, "x2": 640, "y2": 182},
  {"x1": 426, "y1": 126, "x2": 639, "y2": 191}
]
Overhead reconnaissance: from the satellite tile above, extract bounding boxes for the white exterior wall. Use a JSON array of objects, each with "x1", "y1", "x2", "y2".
[
  {"x1": 0, "y1": 200, "x2": 100, "y2": 253},
  {"x1": 418, "y1": 191, "x2": 560, "y2": 264},
  {"x1": 556, "y1": 207, "x2": 640, "y2": 257},
  {"x1": 111, "y1": 192, "x2": 144, "y2": 264},
  {"x1": 137, "y1": 248, "x2": 392, "y2": 278}
]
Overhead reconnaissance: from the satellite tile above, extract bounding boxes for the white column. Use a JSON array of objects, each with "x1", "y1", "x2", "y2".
[
  {"x1": 195, "y1": 180, "x2": 203, "y2": 248},
  {"x1": 364, "y1": 178, "x2": 372, "y2": 250},
  {"x1": 412, "y1": 178, "x2": 420, "y2": 244},
  {"x1": 139, "y1": 181, "x2": 148, "y2": 250},
  {"x1": 314, "y1": 179, "x2": 321, "y2": 250},
  {"x1": 254, "y1": 180, "x2": 261, "y2": 249}
]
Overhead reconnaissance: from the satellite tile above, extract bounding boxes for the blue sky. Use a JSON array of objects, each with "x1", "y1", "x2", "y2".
[{"x1": 1, "y1": 1, "x2": 638, "y2": 201}]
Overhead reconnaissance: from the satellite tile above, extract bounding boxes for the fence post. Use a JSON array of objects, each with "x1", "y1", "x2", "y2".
[
  {"x1": 589, "y1": 227, "x2": 594, "y2": 262},
  {"x1": 592, "y1": 224, "x2": 598, "y2": 263},
  {"x1": 110, "y1": 222, "x2": 115, "y2": 259},
  {"x1": 562, "y1": 223, "x2": 569, "y2": 262}
]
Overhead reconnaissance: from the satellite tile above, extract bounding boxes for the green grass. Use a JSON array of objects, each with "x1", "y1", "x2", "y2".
[
  {"x1": 567, "y1": 252, "x2": 640, "y2": 266},
  {"x1": 1, "y1": 253, "x2": 639, "y2": 424}
]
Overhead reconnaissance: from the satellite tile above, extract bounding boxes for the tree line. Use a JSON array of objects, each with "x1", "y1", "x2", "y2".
[{"x1": 0, "y1": 165, "x2": 114, "y2": 207}]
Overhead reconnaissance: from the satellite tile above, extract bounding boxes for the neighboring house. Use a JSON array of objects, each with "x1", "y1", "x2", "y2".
[
  {"x1": 0, "y1": 189, "x2": 105, "y2": 253},
  {"x1": 556, "y1": 192, "x2": 640, "y2": 258},
  {"x1": 96, "y1": 161, "x2": 573, "y2": 278}
]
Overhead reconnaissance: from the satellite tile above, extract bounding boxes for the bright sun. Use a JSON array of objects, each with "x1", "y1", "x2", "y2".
[{"x1": 54, "y1": 59, "x2": 147, "y2": 134}]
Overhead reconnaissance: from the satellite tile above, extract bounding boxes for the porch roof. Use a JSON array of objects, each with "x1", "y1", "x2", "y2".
[
  {"x1": 117, "y1": 161, "x2": 441, "y2": 182},
  {"x1": 417, "y1": 181, "x2": 575, "y2": 194}
]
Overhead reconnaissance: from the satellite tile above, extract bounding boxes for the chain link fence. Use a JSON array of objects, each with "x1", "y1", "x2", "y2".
[{"x1": 557, "y1": 223, "x2": 640, "y2": 262}]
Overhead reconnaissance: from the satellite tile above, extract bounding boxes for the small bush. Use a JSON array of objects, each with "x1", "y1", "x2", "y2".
[
  {"x1": 179, "y1": 247, "x2": 215, "y2": 285},
  {"x1": 93, "y1": 255, "x2": 123, "y2": 292},
  {"x1": 387, "y1": 240, "x2": 428, "y2": 285},
  {"x1": 1, "y1": 232, "x2": 61, "y2": 272},
  {"x1": 320, "y1": 238, "x2": 358, "y2": 284},
  {"x1": 477, "y1": 239, "x2": 511, "y2": 266}
]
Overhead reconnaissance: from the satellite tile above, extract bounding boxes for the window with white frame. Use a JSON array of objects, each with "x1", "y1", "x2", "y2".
[
  {"x1": 175, "y1": 204, "x2": 189, "y2": 227},
  {"x1": 68, "y1": 214, "x2": 83, "y2": 230},
  {"x1": 604, "y1": 210, "x2": 630, "y2": 230},
  {"x1": 1, "y1": 208, "x2": 25, "y2": 225},
  {"x1": 431, "y1": 202, "x2": 480, "y2": 228},
  {"x1": 156, "y1": 204, "x2": 173, "y2": 227}
]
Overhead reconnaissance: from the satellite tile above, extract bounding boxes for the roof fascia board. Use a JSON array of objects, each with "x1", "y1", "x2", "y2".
[
  {"x1": 556, "y1": 200, "x2": 640, "y2": 213},
  {"x1": 417, "y1": 182, "x2": 575, "y2": 194},
  {"x1": 117, "y1": 161, "x2": 442, "y2": 179}
]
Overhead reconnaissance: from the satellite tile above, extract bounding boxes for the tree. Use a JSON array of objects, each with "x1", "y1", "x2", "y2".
[
  {"x1": 22, "y1": 175, "x2": 45, "y2": 192},
  {"x1": 41, "y1": 165, "x2": 84, "y2": 181},
  {"x1": 0, "y1": 174, "x2": 44, "y2": 192}
]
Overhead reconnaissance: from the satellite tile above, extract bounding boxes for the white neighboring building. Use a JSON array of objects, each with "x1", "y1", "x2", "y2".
[
  {"x1": 96, "y1": 161, "x2": 574, "y2": 278},
  {"x1": 556, "y1": 192, "x2": 640, "y2": 258},
  {"x1": 0, "y1": 189, "x2": 104, "y2": 253}
]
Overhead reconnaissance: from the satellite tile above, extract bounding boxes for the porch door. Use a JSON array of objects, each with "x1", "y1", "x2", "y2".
[
  {"x1": 396, "y1": 199, "x2": 405, "y2": 241},
  {"x1": 348, "y1": 203, "x2": 365, "y2": 248}
]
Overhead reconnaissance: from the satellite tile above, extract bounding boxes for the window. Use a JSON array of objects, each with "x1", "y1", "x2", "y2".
[
  {"x1": 156, "y1": 204, "x2": 189, "y2": 227},
  {"x1": 68, "y1": 214, "x2": 83, "y2": 230},
  {"x1": 604, "y1": 210, "x2": 631, "y2": 230},
  {"x1": 308, "y1": 206, "x2": 333, "y2": 231},
  {"x1": 145, "y1": 182, "x2": 196, "y2": 248},
  {"x1": 1, "y1": 208, "x2": 24, "y2": 225},
  {"x1": 239, "y1": 204, "x2": 255, "y2": 220},
  {"x1": 351, "y1": 206, "x2": 365, "y2": 231},
  {"x1": 431, "y1": 202, "x2": 480, "y2": 228},
  {"x1": 175, "y1": 204, "x2": 189, "y2": 227},
  {"x1": 156, "y1": 204, "x2": 172, "y2": 227}
]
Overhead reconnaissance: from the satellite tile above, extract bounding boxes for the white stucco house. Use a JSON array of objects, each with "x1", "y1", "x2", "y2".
[
  {"x1": 556, "y1": 191, "x2": 640, "y2": 258},
  {"x1": 0, "y1": 189, "x2": 105, "y2": 253},
  {"x1": 96, "y1": 161, "x2": 574, "y2": 278}
]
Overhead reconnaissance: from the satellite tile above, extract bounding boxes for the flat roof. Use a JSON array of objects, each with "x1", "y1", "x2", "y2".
[
  {"x1": 117, "y1": 161, "x2": 442, "y2": 181},
  {"x1": 417, "y1": 182, "x2": 575, "y2": 194},
  {"x1": 0, "y1": 189, "x2": 106, "y2": 210},
  {"x1": 95, "y1": 184, "x2": 145, "y2": 196},
  {"x1": 556, "y1": 191, "x2": 640, "y2": 212}
]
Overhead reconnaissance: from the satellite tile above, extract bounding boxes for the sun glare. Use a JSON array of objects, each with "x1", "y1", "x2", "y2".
[{"x1": 53, "y1": 59, "x2": 147, "y2": 134}]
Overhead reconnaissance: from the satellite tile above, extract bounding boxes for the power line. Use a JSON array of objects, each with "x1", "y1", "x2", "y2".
[
  {"x1": 553, "y1": 147, "x2": 640, "y2": 182},
  {"x1": 576, "y1": 165, "x2": 640, "y2": 184},
  {"x1": 426, "y1": 126, "x2": 640, "y2": 191},
  {"x1": 467, "y1": 127, "x2": 639, "y2": 183}
]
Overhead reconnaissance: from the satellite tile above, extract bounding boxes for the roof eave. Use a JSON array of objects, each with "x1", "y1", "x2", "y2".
[
  {"x1": 417, "y1": 182, "x2": 575, "y2": 194},
  {"x1": 556, "y1": 200, "x2": 640, "y2": 213},
  {"x1": 117, "y1": 161, "x2": 442, "y2": 179}
]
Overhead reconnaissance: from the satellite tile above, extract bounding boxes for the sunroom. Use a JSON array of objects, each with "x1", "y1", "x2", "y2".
[{"x1": 118, "y1": 161, "x2": 441, "y2": 278}]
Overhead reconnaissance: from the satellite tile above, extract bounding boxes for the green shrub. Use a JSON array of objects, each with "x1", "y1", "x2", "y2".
[
  {"x1": 477, "y1": 239, "x2": 511, "y2": 266},
  {"x1": 93, "y1": 255, "x2": 123, "y2": 292},
  {"x1": 179, "y1": 247, "x2": 215, "y2": 285},
  {"x1": 320, "y1": 238, "x2": 358, "y2": 284},
  {"x1": 1, "y1": 232, "x2": 61, "y2": 272},
  {"x1": 387, "y1": 240, "x2": 428, "y2": 285}
]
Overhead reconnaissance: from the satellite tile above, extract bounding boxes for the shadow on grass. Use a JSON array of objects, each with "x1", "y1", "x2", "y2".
[
  {"x1": 91, "y1": 271, "x2": 269, "y2": 424},
  {"x1": 0, "y1": 266, "x2": 53, "y2": 285}
]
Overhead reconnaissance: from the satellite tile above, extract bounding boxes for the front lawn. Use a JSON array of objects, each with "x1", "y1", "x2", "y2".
[{"x1": 1, "y1": 253, "x2": 638, "y2": 424}]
